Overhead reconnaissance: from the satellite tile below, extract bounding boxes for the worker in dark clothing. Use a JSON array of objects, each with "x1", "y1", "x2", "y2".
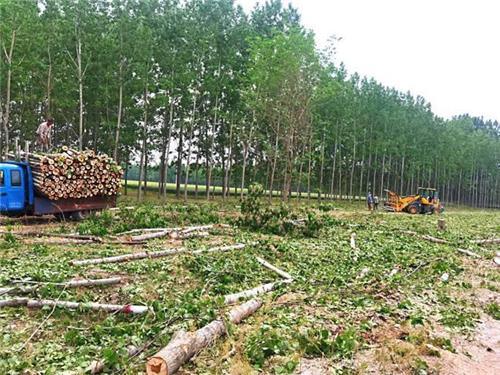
[{"x1": 367, "y1": 191, "x2": 374, "y2": 211}]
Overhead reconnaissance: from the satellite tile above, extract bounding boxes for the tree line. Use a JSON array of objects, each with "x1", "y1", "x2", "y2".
[{"x1": 1, "y1": 0, "x2": 499, "y2": 207}]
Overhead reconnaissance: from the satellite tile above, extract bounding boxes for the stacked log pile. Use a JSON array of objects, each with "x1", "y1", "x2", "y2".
[{"x1": 20, "y1": 148, "x2": 122, "y2": 200}]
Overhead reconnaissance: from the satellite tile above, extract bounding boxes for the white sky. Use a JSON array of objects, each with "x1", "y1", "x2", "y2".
[{"x1": 236, "y1": 0, "x2": 500, "y2": 121}]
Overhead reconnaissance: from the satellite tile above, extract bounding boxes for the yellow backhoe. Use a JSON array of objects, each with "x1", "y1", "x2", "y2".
[{"x1": 383, "y1": 187, "x2": 443, "y2": 214}]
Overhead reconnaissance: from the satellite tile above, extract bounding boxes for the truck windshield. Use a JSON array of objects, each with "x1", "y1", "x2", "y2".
[{"x1": 11, "y1": 170, "x2": 21, "y2": 186}]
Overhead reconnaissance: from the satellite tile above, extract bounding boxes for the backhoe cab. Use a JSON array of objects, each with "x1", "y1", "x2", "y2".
[{"x1": 383, "y1": 187, "x2": 443, "y2": 214}]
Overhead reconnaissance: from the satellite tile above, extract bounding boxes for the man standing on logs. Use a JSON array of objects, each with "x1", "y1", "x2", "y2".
[{"x1": 36, "y1": 118, "x2": 54, "y2": 152}]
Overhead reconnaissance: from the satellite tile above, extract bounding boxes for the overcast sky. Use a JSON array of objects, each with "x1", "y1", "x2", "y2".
[{"x1": 236, "y1": 0, "x2": 500, "y2": 121}]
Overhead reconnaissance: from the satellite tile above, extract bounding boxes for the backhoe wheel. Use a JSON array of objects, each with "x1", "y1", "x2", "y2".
[{"x1": 408, "y1": 205, "x2": 419, "y2": 214}]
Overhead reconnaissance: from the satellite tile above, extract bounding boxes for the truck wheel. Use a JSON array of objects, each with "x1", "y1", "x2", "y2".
[
  {"x1": 70, "y1": 210, "x2": 91, "y2": 221},
  {"x1": 408, "y1": 205, "x2": 419, "y2": 214},
  {"x1": 54, "y1": 212, "x2": 71, "y2": 221}
]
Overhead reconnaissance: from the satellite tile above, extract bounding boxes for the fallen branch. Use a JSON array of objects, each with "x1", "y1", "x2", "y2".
[
  {"x1": 25, "y1": 299, "x2": 149, "y2": 314},
  {"x1": 174, "y1": 231, "x2": 209, "y2": 240},
  {"x1": 457, "y1": 248, "x2": 481, "y2": 258},
  {"x1": 255, "y1": 256, "x2": 293, "y2": 280},
  {"x1": 146, "y1": 299, "x2": 262, "y2": 375},
  {"x1": 0, "y1": 231, "x2": 102, "y2": 242},
  {"x1": 0, "y1": 286, "x2": 36, "y2": 296},
  {"x1": 32, "y1": 239, "x2": 96, "y2": 245},
  {"x1": 11, "y1": 276, "x2": 122, "y2": 288},
  {"x1": 224, "y1": 279, "x2": 292, "y2": 305},
  {"x1": 470, "y1": 238, "x2": 500, "y2": 245},
  {"x1": 71, "y1": 243, "x2": 246, "y2": 266},
  {"x1": 130, "y1": 225, "x2": 215, "y2": 242}
]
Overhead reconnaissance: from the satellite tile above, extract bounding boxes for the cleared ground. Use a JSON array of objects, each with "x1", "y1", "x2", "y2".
[{"x1": 0, "y1": 200, "x2": 498, "y2": 374}]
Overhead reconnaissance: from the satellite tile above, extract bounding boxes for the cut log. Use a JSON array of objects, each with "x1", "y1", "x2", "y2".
[
  {"x1": 350, "y1": 232, "x2": 357, "y2": 250},
  {"x1": 192, "y1": 243, "x2": 246, "y2": 255},
  {"x1": 26, "y1": 299, "x2": 149, "y2": 314},
  {"x1": 421, "y1": 235, "x2": 448, "y2": 244},
  {"x1": 72, "y1": 243, "x2": 246, "y2": 266},
  {"x1": 255, "y1": 256, "x2": 293, "y2": 280},
  {"x1": 177, "y1": 231, "x2": 209, "y2": 240},
  {"x1": 129, "y1": 225, "x2": 214, "y2": 242},
  {"x1": 12, "y1": 150, "x2": 122, "y2": 200},
  {"x1": 224, "y1": 279, "x2": 292, "y2": 305},
  {"x1": 0, "y1": 297, "x2": 29, "y2": 308},
  {"x1": 130, "y1": 230, "x2": 172, "y2": 242},
  {"x1": 457, "y1": 248, "x2": 481, "y2": 258},
  {"x1": 471, "y1": 238, "x2": 500, "y2": 245},
  {"x1": 437, "y1": 219, "x2": 446, "y2": 231},
  {"x1": 71, "y1": 248, "x2": 188, "y2": 266},
  {"x1": 146, "y1": 299, "x2": 262, "y2": 375}
]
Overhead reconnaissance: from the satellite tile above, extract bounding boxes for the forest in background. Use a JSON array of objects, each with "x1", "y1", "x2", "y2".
[{"x1": 0, "y1": 0, "x2": 499, "y2": 207}]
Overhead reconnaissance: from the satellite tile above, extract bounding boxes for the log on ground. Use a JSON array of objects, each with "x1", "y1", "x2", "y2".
[{"x1": 146, "y1": 299, "x2": 263, "y2": 375}]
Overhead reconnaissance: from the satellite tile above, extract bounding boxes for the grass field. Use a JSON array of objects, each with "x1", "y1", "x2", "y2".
[
  {"x1": 122, "y1": 179, "x2": 364, "y2": 201},
  {"x1": 0, "y1": 199, "x2": 498, "y2": 374}
]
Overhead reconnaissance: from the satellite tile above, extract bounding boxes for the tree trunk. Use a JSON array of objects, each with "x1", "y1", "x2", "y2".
[
  {"x1": 161, "y1": 99, "x2": 174, "y2": 198},
  {"x1": 113, "y1": 59, "x2": 123, "y2": 162},
  {"x1": 330, "y1": 140, "x2": 337, "y2": 198},
  {"x1": 206, "y1": 94, "x2": 219, "y2": 200},
  {"x1": 240, "y1": 127, "x2": 251, "y2": 200},
  {"x1": 2, "y1": 30, "x2": 16, "y2": 157},
  {"x1": 268, "y1": 121, "x2": 280, "y2": 200},
  {"x1": 306, "y1": 130, "x2": 313, "y2": 201},
  {"x1": 318, "y1": 129, "x2": 325, "y2": 201},
  {"x1": 77, "y1": 36, "x2": 84, "y2": 151},
  {"x1": 175, "y1": 121, "x2": 184, "y2": 199},
  {"x1": 183, "y1": 96, "x2": 197, "y2": 202},
  {"x1": 223, "y1": 121, "x2": 233, "y2": 199},
  {"x1": 137, "y1": 88, "x2": 148, "y2": 201},
  {"x1": 379, "y1": 152, "x2": 386, "y2": 197}
]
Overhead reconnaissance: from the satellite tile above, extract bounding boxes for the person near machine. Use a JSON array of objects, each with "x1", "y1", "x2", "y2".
[{"x1": 367, "y1": 191, "x2": 374, "y2": 211}]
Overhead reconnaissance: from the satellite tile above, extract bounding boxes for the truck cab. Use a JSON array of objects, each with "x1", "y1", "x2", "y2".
[{"x1": 0, "y1": 161, "x2": 34, "y2": 216}]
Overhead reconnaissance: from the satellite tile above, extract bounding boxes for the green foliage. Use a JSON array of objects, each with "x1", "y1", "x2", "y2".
[
  {"x1": 245, "y1": 325, "x2": 292, "y2": 369},
  {"x1": 485, "y1": 302, "x2": 500, "y2": 320},
  {"x1": 77, "y1": 202, "x2": 220, "y2": 235},
  {"x1": 238, "y1": 183, "x2": 326, "y2": 236},
  {"x1": 0, "y1": 232, "x2": 18, "y2": 251},
  {"x1": 77, "y1": 211, "x2": 114, "y2": 236},
  {"x1": 439, "y1": 307, "x2": 478, "y2": 329}
]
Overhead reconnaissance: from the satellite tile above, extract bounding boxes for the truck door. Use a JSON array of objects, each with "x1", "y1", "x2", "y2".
[
  {"x1": 8, "y1": 169, "x2": 25, "y2": 211},
  {"x1": 0, "y1": 168, "x2": 25, "y2": 212},
  {"x1": 0, "y1": 169, "x2": 6, "y2": 211}
]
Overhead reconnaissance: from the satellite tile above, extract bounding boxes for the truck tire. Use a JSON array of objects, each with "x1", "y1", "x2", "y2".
[{"x1": 70, "y1": 210, "x2": 91, "y2": 221}]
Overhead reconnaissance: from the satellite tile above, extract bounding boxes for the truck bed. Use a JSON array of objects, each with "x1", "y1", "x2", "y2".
[{"x1": 33, "y1": 195, "x2": 116, "y2": 216}]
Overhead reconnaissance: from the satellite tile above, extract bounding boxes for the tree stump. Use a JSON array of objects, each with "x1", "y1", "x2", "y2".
[{"x1": 437, "y1": 219, "x2": 446, "y2": 231}]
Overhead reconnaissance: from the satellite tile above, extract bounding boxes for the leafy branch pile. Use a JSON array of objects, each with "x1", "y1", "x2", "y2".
[{"x1": 238, "y1": 184, "x2": 328, "y2": 237}]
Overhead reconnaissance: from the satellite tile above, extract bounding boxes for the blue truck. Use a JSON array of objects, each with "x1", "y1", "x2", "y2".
[{"x1": 0, "y1": 161, "x2": 116, "y2": 219}]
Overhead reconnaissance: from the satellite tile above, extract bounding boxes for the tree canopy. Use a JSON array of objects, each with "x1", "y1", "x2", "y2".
[{"x1": 0, "y1": 0, "x2": 498, "y2": 207}]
